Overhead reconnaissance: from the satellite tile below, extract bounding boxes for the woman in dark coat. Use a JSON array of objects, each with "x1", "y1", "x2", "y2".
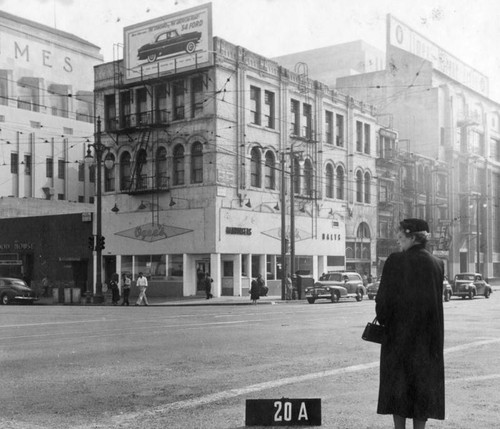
[{"x1": 376, "y1": 219, "x2": 445, "y2": 429}]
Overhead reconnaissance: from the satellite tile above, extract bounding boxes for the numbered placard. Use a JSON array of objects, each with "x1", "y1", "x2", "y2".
[{"x1": 245, "y1": 398, "x2": 321, "y2": 426}]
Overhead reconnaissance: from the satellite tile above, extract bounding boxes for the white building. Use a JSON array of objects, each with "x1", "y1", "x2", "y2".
[
  {"x1": 93, "y1": 5, "x2": 383, "y2": 298},
  {"x1": 0, "y1": 11, "x2": 102, "y2": 203}
]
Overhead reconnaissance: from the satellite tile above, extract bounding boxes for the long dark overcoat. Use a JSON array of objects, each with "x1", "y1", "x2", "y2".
[{"x1": 375, "y1": 243, "x2": 445, "y2": 420}]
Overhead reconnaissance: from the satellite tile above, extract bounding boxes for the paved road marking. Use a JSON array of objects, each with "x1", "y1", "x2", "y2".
[{"x1": 111, "y1": 337, "x2": 500, "y2": 426}]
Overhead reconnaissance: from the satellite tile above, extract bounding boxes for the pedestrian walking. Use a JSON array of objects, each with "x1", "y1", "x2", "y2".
[
  {"x1": 285, "y1": 273, "x2": 293, "y2": 300},
  {"x1": 109, "y1": 273, "x2": 120, "y2": 305},
  {"x1": 250, "y1": 274, "x2": 261, "y2": 305},
  {"x1": 135, "y1": 272, "x2": 149, "y2": 306},
  {"x1": 375, "y1": 219, "x2": 445, "y2": 429},
  {"x1": 42, "y1": 275, "x2": 50, "y2": 297},
  {"x1": 204, "y1": 272, "x2": 213, "y2": 299},
  {"x1": 121, "y1": 273, "x2": 131, "y2": 306}
]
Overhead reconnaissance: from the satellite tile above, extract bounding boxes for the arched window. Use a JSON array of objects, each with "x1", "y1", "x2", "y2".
[
  {"x1": 264, "y1": 151, "x2": 275, "y2": 190},
  {"x1": 120, "y1": 152, "x2": 131, "y2": 191},
  {"x1": 173, "y1": 144, "x2": 185, "y2": 185},
  {"x1": 136, "y1": 149, "x2": 147, "y2": 189},
  {"x1": 364, "y1": 172, "x2": 371, "y2": 203},
  {"x1": 325, "y1": 164, "x2": 334, "y2": 198},
  {"x1": 357, "y1": 222, "x2": 371, "y2": 239},
  {"x1": 156, "y1": 147, "x2": 167, "y2": 188},
  {"x1": 191, "y1": 142, "x2": 203, "y2": 184},
  {"x1": 250, "y1": 147, "x2": 261, "y2": 187},
  {"x1": 356, "y1": 170, "x2": 363, "y2": 203},
  {"x1": 104, "y1": 153, "x2": 115, "y2": 192},
  {"x1": 304, "y1": 159, "x2": 313, "y2": 197},
  {"x1": 293, "y1": 157, "x2": 300, "y2": 194},
  {"x1": 336, "y1": 166, "x2": 344, "y2": 200}
]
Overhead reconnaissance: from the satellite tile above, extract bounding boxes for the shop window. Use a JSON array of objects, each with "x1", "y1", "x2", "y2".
[{"x1": 168, "y1": 254, "x2": 184, "y2": 277}]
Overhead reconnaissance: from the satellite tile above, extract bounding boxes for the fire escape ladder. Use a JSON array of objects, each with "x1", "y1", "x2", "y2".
[{"x1": 128, "y1": 129, "x2": 151, "y2": 192}]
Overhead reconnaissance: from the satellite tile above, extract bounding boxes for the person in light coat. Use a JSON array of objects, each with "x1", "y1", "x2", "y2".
[{"x1": 135, "y1": 272, "x2": 149, "y2": 306}]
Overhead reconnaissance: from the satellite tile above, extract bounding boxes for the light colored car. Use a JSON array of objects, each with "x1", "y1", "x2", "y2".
[
  {"x1": 304, "y1": 271, "x2": 366, "y2": 304},
  {"x1": 0, "y1": 277, "x2": 38, "y2": 305},
  {"x1": 451, "y1": 273, "x2": 492, "y2": 299}
]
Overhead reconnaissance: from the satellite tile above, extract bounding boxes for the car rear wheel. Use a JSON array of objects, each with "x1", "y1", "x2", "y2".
[
  {"x1": 185, "y1": 41, "x2": 196, "y2": 53},
  {"x1": 147, "y1": 53, "x2": 157, "y2": 63},
  {"x1": 307, "y1": 298, "x2": 315, "y2": 304},
  {"x1": 1, "y1": 293, "x2": 11, "y2": 305},
  {"x1": 331, "y1": 292, "x2": 339, "y2": 303}
]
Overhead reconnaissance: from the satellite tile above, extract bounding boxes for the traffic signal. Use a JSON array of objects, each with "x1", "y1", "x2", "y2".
[
  {"x1": 96, "y1": 235, "x2": 106, "y2": 250},
  {"x1": 88, "y1": 235, "x2": 95, "y2": 250}
]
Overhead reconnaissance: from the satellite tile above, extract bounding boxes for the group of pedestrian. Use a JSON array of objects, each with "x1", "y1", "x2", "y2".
[{"x1": 105, "y1": 272, "x2": 148, "y2": 306}]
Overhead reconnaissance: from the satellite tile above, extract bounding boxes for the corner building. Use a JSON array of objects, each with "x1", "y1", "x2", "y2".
[{"x1": 94, "y1": 6, "x2": 383, "y2": 297}]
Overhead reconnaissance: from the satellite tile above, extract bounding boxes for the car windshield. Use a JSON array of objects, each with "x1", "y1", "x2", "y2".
[
  {"x1": 319, "y1": 273, "x2": 343, "y2": 281},
  {"x1": 7, "y1": 279, "x2": 28, "y2": 287},
  {"x1": 455, "y1": 274, "x2": 475, "y2": 281}
]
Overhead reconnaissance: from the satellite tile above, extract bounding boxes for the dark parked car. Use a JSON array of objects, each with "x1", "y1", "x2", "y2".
[
  {"x1": 0, "y1": 277, "x2": 38, "y2": 305},
  {"x1": 137, "y1": 29, "x2": 202, "y2": 63},
  {"x1": 451, "y1": 273, "x2": 492, "y2": 299},
  {"x1": 304, "y1": 271, "x2": 365, "y2": 304},
  {"x1": 366, "y1": 281, "x2": 379, "y2": 300},
  {"x1": 366, "y1": 278, "x2": 452, "y2": 301}
]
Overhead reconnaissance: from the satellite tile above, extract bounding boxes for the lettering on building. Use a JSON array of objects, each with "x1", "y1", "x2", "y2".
[{"x1": 226, "y1": 227, "x2": 252, "y2": 236}]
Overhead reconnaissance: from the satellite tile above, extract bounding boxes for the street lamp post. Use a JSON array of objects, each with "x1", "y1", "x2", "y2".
[{"x1": 85, "y1": 117, "x2": 112, "y2": 303}]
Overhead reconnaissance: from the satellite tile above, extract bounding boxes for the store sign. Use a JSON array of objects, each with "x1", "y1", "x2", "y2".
[
  {"x1": 387, "y1": 14, "x2": 489, "y2": 96},
  {"x1": 116, "y1": 223, "x2": 192, "y2": 242},
  {"x1": 124, "y1": 3, "x2": 213, "y2": 81},
  {"x1": 226, "y1": 227, "x2": 252, "y2": 236}
]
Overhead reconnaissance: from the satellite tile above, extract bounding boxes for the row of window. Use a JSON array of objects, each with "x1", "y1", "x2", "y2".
[
  {"x1": 9, "y1": 153, "x2": 84, "y2": 180},
  {"x1": 103, "y1": 142, "x2": 204, "y2": 192},
  {"x1": 104, "y1": 75, "x2": 206, "y2": 131}
]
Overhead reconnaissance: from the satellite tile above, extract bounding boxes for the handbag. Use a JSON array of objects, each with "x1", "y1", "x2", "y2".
[{"x1": 362, "y1": 317, "x2": 386, "y2": 344}]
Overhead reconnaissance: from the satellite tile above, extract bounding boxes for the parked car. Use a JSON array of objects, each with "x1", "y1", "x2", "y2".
[
  {"x1": 304, "y1": 271, "x2": 365, "y2": 304},
  {"x1": 366, "y1": 278, "x2": 452, "y2": 301},
  {"x1": 0, "y1": 277, "x2": 38, "y2": 305},
  {"x1": 451, "y1": 273, "x2": 492, "y2": 299},
  {"x1": 366, "y1": 281, "x2": 380, "y2": 300},
  {"x1": 137, "y1": 29, "x2": 202, "y2": 63}
]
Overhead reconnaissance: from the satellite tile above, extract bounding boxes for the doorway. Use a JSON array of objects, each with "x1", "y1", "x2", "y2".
[{"x1": 195, "y1": 260, "x2": 210, "y2": 293}]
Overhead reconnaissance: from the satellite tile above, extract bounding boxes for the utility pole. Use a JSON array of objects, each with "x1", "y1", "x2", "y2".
[{"x1": 280, "y1": 152, "x2": 287, "y2": 300}]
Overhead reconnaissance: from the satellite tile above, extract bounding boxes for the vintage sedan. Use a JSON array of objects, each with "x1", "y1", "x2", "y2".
[
  {"x1": 304, "y1": 271, "x2": 366, "y2": 304},
  {"x1": 0, "y1": 277, "x2": 38, "y2": 305},
  {"x1": 366, "y1": 281, "x2": 380, "y2": 300},
  {"x1": 451, "y1": 273, "x2": 492, "y2": 299},
  {"x1": 137, "y1": 29, "x2": 202, "y2": 63},
  {"x1": 366, "y1": 278, "x2": 452, "y2": 301}
]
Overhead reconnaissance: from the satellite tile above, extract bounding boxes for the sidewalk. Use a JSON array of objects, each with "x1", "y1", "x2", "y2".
[{"x1": 35, "y1": 294, "x2": 296, "y2": 306}]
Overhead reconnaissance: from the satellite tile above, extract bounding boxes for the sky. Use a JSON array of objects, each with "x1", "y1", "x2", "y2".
[{"x1": 1, "y1": 0, "x2": 500, "y2": 100}]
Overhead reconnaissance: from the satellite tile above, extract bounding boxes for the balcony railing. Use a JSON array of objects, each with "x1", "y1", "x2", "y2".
[
  {"x1": 121, "y1": 174, "x2": 170, "y2": 195},
  {"x1": 105, "y1": 109, "x2": 170, "y2": 132}
]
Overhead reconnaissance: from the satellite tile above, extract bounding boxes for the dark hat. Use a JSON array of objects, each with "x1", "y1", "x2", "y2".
[{"x1": 400, "y1": 218, "x2": 429, "y2": 233}]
